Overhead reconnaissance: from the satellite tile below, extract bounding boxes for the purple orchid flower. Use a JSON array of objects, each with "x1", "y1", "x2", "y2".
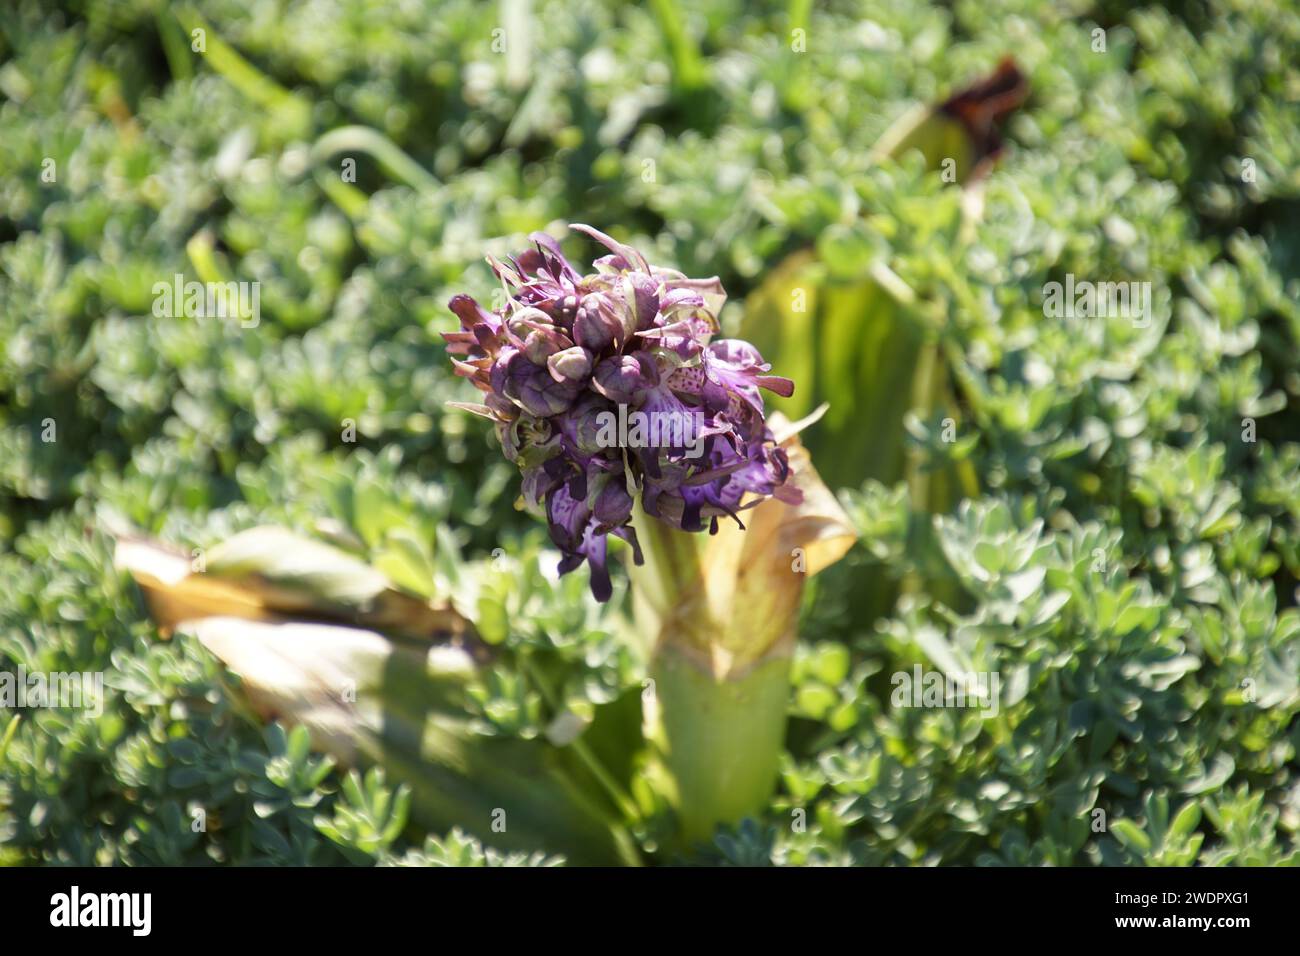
[{"x1": 444, "y1": 225, "x2": 798, "y2": 600}]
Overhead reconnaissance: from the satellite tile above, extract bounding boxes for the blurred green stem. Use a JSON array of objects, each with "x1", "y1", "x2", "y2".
[
  {"x1": 0, "y1": 714, "x2": 20, "y2": 766},
  {"x1": 906, "y1": 334, "x2": 941, "y2": 514},
  {"x1": 648, "y1": 0, "x2": 708, "y2": 93},
  {"x1": 185, "y1": 230, "x2": 228, "y2": 286},
  {"x1": 173, "y1": 6, "x2": 311, "y2": 137},
  {"x1": 515, "y1": 653, "x2": 643, "y2": 829},
  {"x1": 311, "y1": 125, "x2": 441, "y2": 196},
  {"x1": 155, "y1": 11, "x2": 193, "y2": 81}
]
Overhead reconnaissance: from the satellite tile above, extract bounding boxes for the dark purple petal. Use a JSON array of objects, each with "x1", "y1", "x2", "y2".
[
  {"x1": 701, "y1": 339, "x2": 794, "y2": 413},
  {"x1": 625, "y1": 272, "x2": 661, "y2": 332},
  {"x1": 557, "y1": 393, "x2": 618, "y2": 456},
  {"x1": 593, "y1": 478, "x2": 634, "y2": 527},
  {"x1": 527, "y1": 231, "x2": 581, "y2": 282},
  {"x1": 572, "y1": 293, "x2": 619, "y2": 352},
  {"x1": 591, "y1": 353, "x2": 654, "y2": 404},
  {"x1": 546, "y1": 485, "x2": 613, "y2": 601},
  {"x1": 494, "y1": 348, "x2": 581, "y2": 417}
]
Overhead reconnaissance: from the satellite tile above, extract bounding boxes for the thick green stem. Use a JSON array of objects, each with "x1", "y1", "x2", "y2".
[
  {"x1": 628, "y1": 502, "x2": 795, "y2": 845},
  {"x1": 647, "y1": 645, "x2": 791, "y2": 845}
]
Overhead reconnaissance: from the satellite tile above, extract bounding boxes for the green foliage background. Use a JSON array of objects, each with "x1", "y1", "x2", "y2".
[{"x1": 1, "y1": 0, "x2": 1298, "y2": 865}]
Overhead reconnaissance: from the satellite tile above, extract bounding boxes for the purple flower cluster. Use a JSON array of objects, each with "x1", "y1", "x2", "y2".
[{"x1": 444, "y1": 225, "x2": 799, "y2": 601}]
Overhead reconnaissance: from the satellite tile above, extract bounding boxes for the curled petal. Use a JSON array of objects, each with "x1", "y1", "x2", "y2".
[{"x1": 570, "y1": 222, "x2": 650, "y2": 273}]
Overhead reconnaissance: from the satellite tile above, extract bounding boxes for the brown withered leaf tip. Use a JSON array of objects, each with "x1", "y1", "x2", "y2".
[
  {"x1": 113, "y1": 530, "x2": 490, "y2": 665},
  {"x1": 940, "y1": 56, "x2": 1028, "y2": 170}
]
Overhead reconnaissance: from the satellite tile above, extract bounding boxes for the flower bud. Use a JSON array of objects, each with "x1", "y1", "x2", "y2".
[{"x1": 547, "y1": 346, "x2": 593, "y2": 383}]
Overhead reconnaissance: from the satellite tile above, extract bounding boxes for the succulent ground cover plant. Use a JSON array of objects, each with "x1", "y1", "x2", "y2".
[{"x1": 2, "y1": 0, "x2": 1300, "y2": 869}]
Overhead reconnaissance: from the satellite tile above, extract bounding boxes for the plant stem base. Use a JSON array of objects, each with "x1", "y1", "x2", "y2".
[{"x1": 647, "y1": 643, "x2": 791, "y2": 845}]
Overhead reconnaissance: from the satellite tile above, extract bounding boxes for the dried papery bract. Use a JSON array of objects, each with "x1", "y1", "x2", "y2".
[{"x1": 114, "y1": 528, "x2": 640, "y2": 865}]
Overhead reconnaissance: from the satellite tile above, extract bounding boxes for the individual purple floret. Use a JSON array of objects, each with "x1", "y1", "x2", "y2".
[{"x1": 444, "y1": 224, "x2": 799, "y2": 601}]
